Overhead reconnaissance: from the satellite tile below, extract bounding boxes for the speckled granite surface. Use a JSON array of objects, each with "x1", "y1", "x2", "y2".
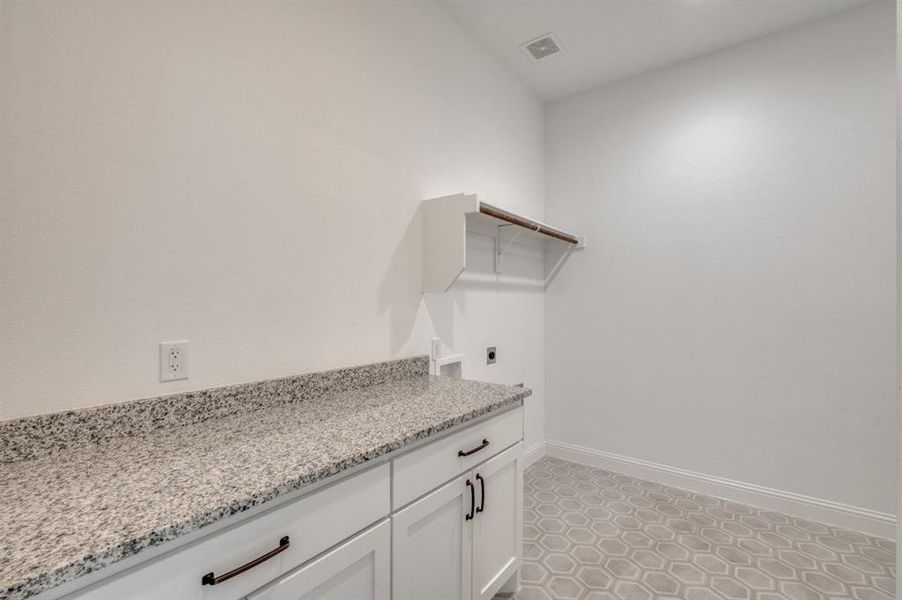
[
  {"x1": 0, "y1": 356, "x2": 429, "y2": 464},
  {"x1": 0, "y1": 370, "x2": 529, "y2": 600}
]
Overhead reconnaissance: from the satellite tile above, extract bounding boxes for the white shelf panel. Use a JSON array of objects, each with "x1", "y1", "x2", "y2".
[{"x1": 421, "y1": 193, "x2": 583, "y2": 294}]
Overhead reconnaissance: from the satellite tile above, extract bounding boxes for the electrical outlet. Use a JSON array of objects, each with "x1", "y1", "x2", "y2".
[
  {"x1": 160, "y1": 341, "x2": 189, "y2": 382},
  {"x1": 486, "y1": 346, "x2": 497, "y2": 365},
  {"x1": 431, "y1": 337, "x2": 442, "y2": 362}
]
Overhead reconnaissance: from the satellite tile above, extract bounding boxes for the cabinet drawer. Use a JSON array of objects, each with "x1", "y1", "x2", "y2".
[
  {"x1": 246, "y1": 519, "x2": 390, "y2": 600},
  {"x1": 392, "y1": 407, "x2": 522, "y2": 510},
  {"x1": 68, "y1": 463, "x2": 390, "y2": 600}
]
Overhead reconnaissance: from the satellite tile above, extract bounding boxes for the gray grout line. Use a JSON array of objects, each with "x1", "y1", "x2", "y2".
[{"x1": 505, "y1": 456, "x2": 895, "y2": 600}]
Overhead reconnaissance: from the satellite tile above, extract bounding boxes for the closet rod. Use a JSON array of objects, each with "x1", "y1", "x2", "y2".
[{"x1": 478, "y1": 202, "x2": 579, "y2": 245}]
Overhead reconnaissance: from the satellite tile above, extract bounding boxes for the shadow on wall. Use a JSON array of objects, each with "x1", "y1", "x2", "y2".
[
  {"x1": 377, "y1": 203, "x2": 423, "y2": 355},
  {"x1": 453, "y1": 224, "x2": 577, "y2": 291},
  {"x1": 424, "y1": 290, "x2": 464, "y2": 353},
  {"x1": 544, "y1": 238, "x2": 577, "y2": 289}
]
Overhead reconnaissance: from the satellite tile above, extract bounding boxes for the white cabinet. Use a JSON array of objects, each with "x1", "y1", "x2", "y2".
[
  {"x1": 472, "y1": 444, "x2": 522, "y2": 600},
  {"x1": 246, "y1": 520, "x2": 390, "y2": 600},
  {"x1": 391, "y1": 474, "x2": 472, "y2": 600},
  {"x1": 59, "y1": 407, "x2": 524, "y2": 600},
  {"x1": 392, "y1": 408, "x2": 523, "y2": 510},
  {"x1": 391, "y1": 442, "x2": 522, "y2": 600}
]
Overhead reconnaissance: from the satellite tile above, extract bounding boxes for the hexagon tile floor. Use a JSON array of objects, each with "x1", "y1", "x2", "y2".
[{"x1": 506, "y1": 456, "x2": 895, "y2": 600}]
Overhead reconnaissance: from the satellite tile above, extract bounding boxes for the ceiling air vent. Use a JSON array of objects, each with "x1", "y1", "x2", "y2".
[{"x1": 521, "y1": 33, "x2": 563, "y2": 62}]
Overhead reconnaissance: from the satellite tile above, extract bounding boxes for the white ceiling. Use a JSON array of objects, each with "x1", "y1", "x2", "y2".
[{"x1": 439, "y1": 0, "x2": 874, "y2": 102}]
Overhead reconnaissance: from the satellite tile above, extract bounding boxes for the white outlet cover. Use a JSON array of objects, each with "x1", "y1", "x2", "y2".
[{"x1": 160, "y1": 340, "x2": 189, "y2": 382}]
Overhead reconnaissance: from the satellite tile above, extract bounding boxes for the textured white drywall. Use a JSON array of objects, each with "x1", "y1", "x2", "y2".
[
  {"x1": 0, "y1": 0, "x2": 546, "y2": 448},
  {"x1": 545, "y1": 4, "x2": 896, "y2": 515}
]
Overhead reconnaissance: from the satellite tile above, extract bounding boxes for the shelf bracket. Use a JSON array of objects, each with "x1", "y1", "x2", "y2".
[{"x1": 494, "y1": 224, "x2": 523, "y2": 274}]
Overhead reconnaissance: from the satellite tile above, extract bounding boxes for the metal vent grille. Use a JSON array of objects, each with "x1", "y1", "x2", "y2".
[{"x1": 522, "y1": 34, "x2": 562, "y2": 61}]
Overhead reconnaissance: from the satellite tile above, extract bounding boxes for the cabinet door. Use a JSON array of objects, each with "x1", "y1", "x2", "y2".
[
  {"x1": 471, "y1": 443, "x2": 523, "y2": 600},
  {"x1": 391, "y1": 475, "x2": 472, "y2": 600},
  {"x1": 247, "y1": 520, "x2": 390, "y2": 600}
]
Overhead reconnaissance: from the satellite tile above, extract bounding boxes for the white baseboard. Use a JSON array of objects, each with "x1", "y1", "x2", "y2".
[
  {"x1": 543, "y1": 440, "x2": 895, "y2": 539},
  {"x1": 523, "y1": 441, "x2": 546, "y2": 468}
]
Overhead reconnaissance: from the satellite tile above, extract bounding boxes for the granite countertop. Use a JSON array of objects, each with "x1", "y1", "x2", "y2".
[{"x1": 0, "y1": 372, "x2": 530, "y2": 600}]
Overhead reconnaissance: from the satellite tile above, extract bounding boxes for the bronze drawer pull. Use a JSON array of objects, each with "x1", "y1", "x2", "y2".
[
  {"x1": 465, "y1": 479, "x2": 475, "y2": 520},
  {"x1": 201, "y1": 536, "x2": 290, "y2": 586},
  {"x1": 458, "y1": 439, "x2": 489, "y2": 457},
  {"x1": 475, "y1": 473, "x2": 485, "y2": 513}
]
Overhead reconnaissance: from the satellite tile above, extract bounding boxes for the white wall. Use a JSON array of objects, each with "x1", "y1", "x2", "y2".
[
  {"x1": 546, "y1": 3, "x2": 896, "y2": 515},
  {"x1": 430, "y1": 219, "x2": 548, "y2": 451},
  {"x1": 895, "y1": 0, "x2": 901, "y2": 586},
  {"x1": 0, "y1": 0, "x2": 546, "y2": 448}
]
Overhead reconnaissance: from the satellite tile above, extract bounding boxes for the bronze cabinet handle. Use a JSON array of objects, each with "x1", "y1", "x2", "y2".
[
  {"x1": 475, "y1": 473, "x2": 485, "y2": 514},
  {"x1": 458, "y1": 439, "x2": 489, "y2": 457},
  {"x1": 201, "y1": 536, "x2": 290, "y2": 586},
  {"x1": 465, "y1": 479, "x2": 475, "y2": 521}
]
